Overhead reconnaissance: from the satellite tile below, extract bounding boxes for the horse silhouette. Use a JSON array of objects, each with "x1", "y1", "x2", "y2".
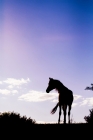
[
  {"x1": 46, "y1": 77, "x2": 74, "y2": 124},
  {"x1": 85, "y1": 83, "x2": 93, "y2": 91}
]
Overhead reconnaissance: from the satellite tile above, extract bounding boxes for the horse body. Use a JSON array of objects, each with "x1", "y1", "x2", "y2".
[{"x1": 46, "y1": 78, "x2": 74, "y2": 124}]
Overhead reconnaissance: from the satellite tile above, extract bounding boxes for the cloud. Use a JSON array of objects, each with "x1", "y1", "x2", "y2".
[
  {"x1": 73, "y1": 95, "x2": 82, "y2": 101},
  {"x1": 18, "y1": 90, "x2": 86, "y2": 109},
  {"x1": 72, "y1": 103, "x2": 77, "y2": 107},
  {"x1": 0, "y1": 89, "x2": 18, "y2": 95},
  {"x1": 7, "y1": 85, "x2": 14, "y2": 89},
  {"x1": 0, "y1": 78, "x2": 30, "y2": 96},
  {"x1": 0, "y1": 81, "x2": 2, "y2": 84},
  {"x1": 80, "y1": 97, "x2": 93, "y2": 106},
  {"x1": 18, "y1": 90, "x2": 82, "y2": 107},
  {"x1": 0, "y1": 89, "x2": 11, "y2": 95},
  {"x1": 18, "y1": 90, "x2": 58, "y2": 102},
  {"x1": 12, "y1": 90, "x2": 18, "y2": 94},
  {"x1": 18, "y1": 90, "x2": 93, "y2": 108},
  {"x1": 52, "y1": 99, "x2": 57, "y2": 102},
  {"x1": 3, "y1": 78, "x2": 30, "y2": 88}
]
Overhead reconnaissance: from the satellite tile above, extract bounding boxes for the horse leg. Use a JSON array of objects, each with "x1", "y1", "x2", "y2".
[
  {"x1": 68, "y1": 105, "x2": 71, "y2": 124},
  {"x1": 63, "y1": 105, "x2": 67, "y2": 124},
  {"x1": 58, "y1": 105, "x2": 61, "y2": 124}
]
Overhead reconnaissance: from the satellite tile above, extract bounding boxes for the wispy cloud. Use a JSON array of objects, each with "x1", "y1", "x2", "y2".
[
  {"x1": 3, "y1": 78, "x2": 30, "y2": 88},
  {"x1": 80, "y1": 97, "x2": 93, "y2": 106},
  {"x1": 7, "y1": 85, "x2": 14, "y2": 89},
  {"x1": 0, "y1": 89, "x2": 18, "y2": 95},
  {"x1": 18, "y1": 90, "x2": 58, "y2": 102},
  {"x1": 12, "y1": 90, "x2": 18, "y2": 94},
  {"x1": 19, "y1": 90, "x2": 93, "y2": 109},
  {"x1": 18, "y1": 90, "x2": 82, "y2": 107},
  {"x1": 74, "y1": 95, "x2": 82, "y2": 101},
  {"x1": 52, "y1": 99, "x2": 57, "y2": 102},
  {"x1": 0, "y1": 89, "x2": 10, "y2": 95},
  {"x1": 0, "y1": 81, "x2": 2, "y2": 84},
  {"x1": 0, "y1": 78, "x2": 30, "y2": 96},
  {"x1": 72, "y1": 103, "x2": 77, "y2": 107}
]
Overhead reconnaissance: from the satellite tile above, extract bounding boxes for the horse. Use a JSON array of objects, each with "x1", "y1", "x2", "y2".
[{"x1": 46, "y1": 77, "x2": 74, "y2": 124}]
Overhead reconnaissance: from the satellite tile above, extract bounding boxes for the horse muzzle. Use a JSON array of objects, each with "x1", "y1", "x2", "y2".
[{"x1": 46, "y1": 89, "x2": 49, "y2": 93}]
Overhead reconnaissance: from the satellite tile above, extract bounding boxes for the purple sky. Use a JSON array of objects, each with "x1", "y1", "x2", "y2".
[{"x1": 0, "y1": 0, "x2": 93, "y2": 123}]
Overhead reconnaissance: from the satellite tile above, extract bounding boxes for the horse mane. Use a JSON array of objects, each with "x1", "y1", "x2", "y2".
[{"x1": 55, "y1": 79, "x2": 64, "y2": 93}]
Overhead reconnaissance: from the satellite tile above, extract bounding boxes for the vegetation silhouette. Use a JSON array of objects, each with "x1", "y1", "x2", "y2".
[
  {"x1": 0, "y1": 111, "x2": 36, "y2": 129},
  {"x1": 46, "y1": 77, "x2": 73, "y2": 124},
  {"x1": 84, "y1": 108, "x2": 93, "y2": 123},
  {"x1": 0, "y1": 111, "x2": 92, "y2": 138},
  {"x1": 0, "y1": 111, "x2": 37, "y2": 138},
  {"x1": 85, "y1": 83, "x2": 93, "y2": 91}
]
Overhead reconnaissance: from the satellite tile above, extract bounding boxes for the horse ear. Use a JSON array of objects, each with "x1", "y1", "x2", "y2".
[{"x1": 49, "y1": 77, "x2": 53, "y2": 80}]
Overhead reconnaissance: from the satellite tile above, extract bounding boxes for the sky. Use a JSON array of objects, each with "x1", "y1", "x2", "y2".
[{"x1": 0, "y1": 0, "x2": 93, "y2": 123}]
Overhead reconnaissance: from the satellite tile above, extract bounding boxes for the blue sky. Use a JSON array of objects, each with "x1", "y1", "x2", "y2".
[{"x1": 0, "y1": 0, "x2": 93, "y2": 123}]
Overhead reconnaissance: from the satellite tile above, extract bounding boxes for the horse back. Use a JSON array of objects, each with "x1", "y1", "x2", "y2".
[{"x1": 59, "y1": 89, "x2": 73, "y2": 105}]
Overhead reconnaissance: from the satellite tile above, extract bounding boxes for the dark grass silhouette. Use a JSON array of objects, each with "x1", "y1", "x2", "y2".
[
  {"x1": 46, "y1": 77, "x2": 73, "y2": 124},
  {"x1": 0, "y1": 111, "x2": 92, "y2": 139}
]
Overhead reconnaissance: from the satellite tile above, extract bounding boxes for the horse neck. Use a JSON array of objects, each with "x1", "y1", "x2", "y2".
[{"x1": 55, "y1": 81, "x2": 64, "y2": 94}]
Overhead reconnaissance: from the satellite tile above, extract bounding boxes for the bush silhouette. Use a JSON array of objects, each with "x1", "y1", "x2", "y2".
[
  {"x1": 84, "y1": 108, "x2": 93, "y2": 123},
  {"x1": 0, "y1": 111, "x2": 36, "y2": 128}
]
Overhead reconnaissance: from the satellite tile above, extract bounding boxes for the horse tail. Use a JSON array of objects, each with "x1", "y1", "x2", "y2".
[{"x1": 51, "y1": 103, "x2": 59, "y2": 114}]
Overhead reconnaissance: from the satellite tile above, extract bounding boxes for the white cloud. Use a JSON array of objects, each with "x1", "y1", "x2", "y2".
[
  {"x1": 18, "y1": 90, "x2": 82, "y2": 107},
  {"x1": 72, "y1": 103, "x2": 77, "y2": 107},
  {"x1": 52, "y1": 99, "x2": 57, "y2": 102},
  {"x1": 18, "y1": 90, "x2": 58, "y2": 102},
  {"x1": 0, "y1": 89, "x2": 11, "y2": 95},
  {"x1": 0, "y1": 78, "x2": 30, "y2": 96},
  {"x1": 3, "y1": 78, "x2": 30, "y2": 87},
  {"x1": 7, "y1": 85, "x2": 14, "y2": 89},
  {"x1": 73, "y1": 95, "x2": 82, "y2": 101},
  {"x1": 18, "y1": 89, "x2": 93, "y2": 109},
  {"x1": 0, "y1": 89, "x2": 18, "y2": 95},
  {"x1": 80, "y1": 100, "x2": 88, "y2": 106},
  {"x1": 80, "y1": 97, "x2": 93, "y2": 106},
  {"x1": 12, "y1": 90, "x2": 18, "y2": 94},
  {"x1": 0, "y1": 81, "x2": 2, "y2": 84}
]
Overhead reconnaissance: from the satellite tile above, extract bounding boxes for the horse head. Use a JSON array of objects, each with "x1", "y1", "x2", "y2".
[{"x1": 46, "y1": 77, "x2": 56, "y2": 93}]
